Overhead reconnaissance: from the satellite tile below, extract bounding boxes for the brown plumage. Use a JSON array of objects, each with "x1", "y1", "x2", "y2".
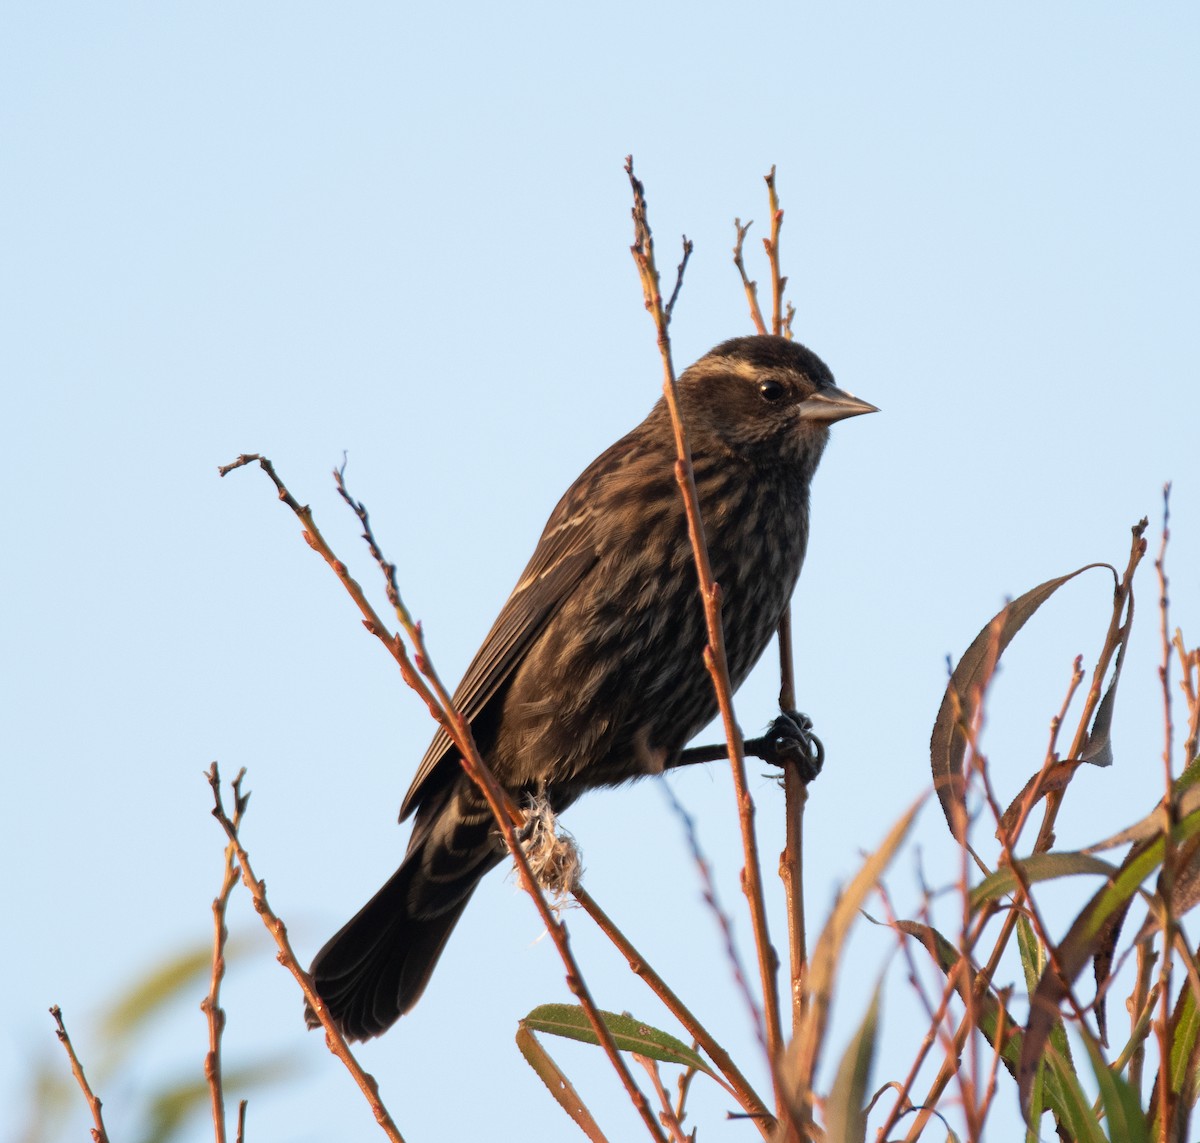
[{"x1": 308, "y1": 335, "x2": 876, "y2": 1039}]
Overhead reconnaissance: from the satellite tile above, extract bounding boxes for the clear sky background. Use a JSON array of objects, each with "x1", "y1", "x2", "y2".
[{"x1": 4, "y1": 5, "x2": 1198, "y2": 1141}]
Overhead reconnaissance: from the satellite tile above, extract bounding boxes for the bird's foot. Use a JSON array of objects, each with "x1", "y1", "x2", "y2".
[{"x1": 745, "y1": 710, "x2": 824, "y2": 785}]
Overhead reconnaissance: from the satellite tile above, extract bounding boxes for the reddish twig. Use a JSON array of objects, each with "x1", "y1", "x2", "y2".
[
  {"x1": 732, "y1": 219, "x2": 769, "y2": 335},
  {"x1": 625, "y1": 157, "x2": 785, "y2": 1106},
  {"x1": 634, "y1": 1055, "x2": 692, "y2": 1143},
  {"x1": 1153, "y1": 485, "x2": 1178, "y2": 1135},
  {"x1": 754, "y1": 167, "x2": 809, "y2": 1043},
  {"x1": 664, "y1": 236, "x2": 694, "y2": 325},
  {"x1": 763, "y1": 166, "x2": 788, "y2": 339},
  {"x1": 574, "y1": 885, "x2": 773, "y2": 1135},
  {"x1": 49, "y1": 1006, "x2": 110, "y2": 1143},
  {"x1": 202, "y1": 767, "x2": 247, "y2": 1143},
  {"x1": 331, "y1": 470, "x2": 670, "y2": 1143},
  {"x1": 205, "y1": 764, "x2": 408, "y2": 1143},
  {"x1": 225, "y1": 453, "x2": 670, "y2": 1141}
]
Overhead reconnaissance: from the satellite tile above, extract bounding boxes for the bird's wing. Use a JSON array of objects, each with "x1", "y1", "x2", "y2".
[{"x1": 399, "y1": 499, "x2": 600, "y2": 820}]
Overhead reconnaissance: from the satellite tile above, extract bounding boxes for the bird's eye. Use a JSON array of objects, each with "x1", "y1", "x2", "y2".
[{"x1": 758, "y1": 379, "x2": 786, "y2": 403}]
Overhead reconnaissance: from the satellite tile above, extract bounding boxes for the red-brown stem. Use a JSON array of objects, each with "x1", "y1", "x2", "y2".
[
  {"x1": 404, "y1": 622, "x2": 669, "y2": 1141},
  {"x1": 764, "y1": 166, "x2": 786, "y2": 339},
  {"x1": 881, "y1": 573, "x2": 1127, "y2": 1143},
  {"x1": 761, "y1": 166, "x2": 808, "y2": 1044},
  {"x1": 575, "y1": 886, "x2": 774, "y2": 1135},
  {"x1": 1034, "y1": 523, "x2": 1147, "y2": 854},
  {"x1": 626, "y1": 158, "x2": 785, "y2": 1105},
  {"x1": 634, "y1": 1055, "x2": 691, "y2": 1143},
  {"x1": 777, "y1": 612, "x2": 807, "y2": 1042},
  {"x1": 49, "y1": 1006, "x2": 109, "y2": 1143},
  {"x1": 224, "y1": 454, "x2": 669, "y2": 1141},
  {"x1": 732, "y1": 219, "x2": 769, "y2": 336},
  {"x1": 332, "y1": 470, "x2": 669, "y2": 1143},
  {"x1": 1154, "y1": 486, "x2": 1176, "y2": 1141},
  {"x1": 899, "y1": 529, "x2": 1148, "y2": 1140},
  {"x1": 202, "y1": 768, "x2": 246, "y2": 1143},
  {"x1": 1173, "y1": 629, "x2": 1200, "y2": 765},
  {"x1": 206, "y1": 765, "x2": 409, "y2": 1143}
]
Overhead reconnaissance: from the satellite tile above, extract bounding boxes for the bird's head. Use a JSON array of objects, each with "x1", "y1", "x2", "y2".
[{"x1": 677, "y1": 335, "x2": 877, "y2": 466}]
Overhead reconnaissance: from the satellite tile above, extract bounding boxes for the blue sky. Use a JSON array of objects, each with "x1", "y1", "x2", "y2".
[{"x1": 4, "y1": 5, "x2": 1199, "y2": 1141}]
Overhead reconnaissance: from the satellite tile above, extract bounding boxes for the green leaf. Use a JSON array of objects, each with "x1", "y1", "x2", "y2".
[
  {"x1": 1042, "y1": 1041, "x2": 1109, "y2": 1143},
  {"x1": 893, "y1": 916, "x2": 1098, "y2": 1136},
  {"x1": 971, "y1": 852, "x2": 1117, "y2": 912},
  {"x1": 1082, "y1": 1035, "x2": 1149, "y2": 1143},
  {"x1": 1148, "y1": 973, "x2": 1200, "y2": 1141},
  {"x1": 824, "y1": 984, "x2": 881, "y2": 1143},
  {"x1": 521, "y1": 1004, "x2": 714, "y2": 1076},
  {"x1": 516, "y1": 1024, "x2": 609, "y2": 1143},
  {"x1": 787, "y1": 797, "x2": 923, "y2": 1106},
  {"x1": 1015, "y1": 914, "x2": 1045, "y2": 1000},
  {"x1": 1019, "y1": 807, "x2": 1200, "y2": 1112},
  {"x1": 930, "y1": 564, "x2": 1118, "y2": 840},
  {"x1": 1086, "y1": 757, "x2": 1200, "y2": 852}
]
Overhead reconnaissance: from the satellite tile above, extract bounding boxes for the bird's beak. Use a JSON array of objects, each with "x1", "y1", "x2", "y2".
[{"x1": 797, "y1": 386, "x2": 879, "y2": 423}]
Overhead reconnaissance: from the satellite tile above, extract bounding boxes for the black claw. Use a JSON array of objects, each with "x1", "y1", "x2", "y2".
[{"x1": 751, "y1": 710, "x2": 824, "y2": 785}]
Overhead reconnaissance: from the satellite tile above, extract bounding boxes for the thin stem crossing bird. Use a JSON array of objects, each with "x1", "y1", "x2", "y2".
[{"x1": 308, "y1": 335, "x2": 877, "y2": 1040}]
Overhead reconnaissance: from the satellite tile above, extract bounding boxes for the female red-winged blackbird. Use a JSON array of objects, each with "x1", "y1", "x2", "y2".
[{"x1": 309, "y1": 335, "x2": 876, "y2": 1039}]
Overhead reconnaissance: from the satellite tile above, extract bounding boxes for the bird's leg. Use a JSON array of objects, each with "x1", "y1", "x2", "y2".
[{"x1": 668, "y1": 711, "x2": 825, "y2": 785}]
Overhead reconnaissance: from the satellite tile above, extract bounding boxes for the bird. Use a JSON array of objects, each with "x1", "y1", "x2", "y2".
[{"x1": 307, "y1": 334, "x2": 877, "y2": 1040}]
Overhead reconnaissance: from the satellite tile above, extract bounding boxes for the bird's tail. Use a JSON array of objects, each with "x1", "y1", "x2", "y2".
[{"x1": 307, "y1": 779, "x2": 503, "y2": 1040}]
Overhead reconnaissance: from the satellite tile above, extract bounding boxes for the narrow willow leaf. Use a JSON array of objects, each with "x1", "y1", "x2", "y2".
[
  {"x1": 1020, "y1": 808, "x2": 1200, "y2": 1111},
  {"x1": 1086, "y1": 761, "x2": 1200, "y2": 851},
  {"x1": 1016, "y1": 915, "x2": 1075, "y2": 1083},
  {"x1": 1015, "y1": 914, "x2": 1045, "y2": 1000},
  {"x1": 1042, "y1": 1042, "x2": 1110, "y2": 1143},
  {"x1": 1077, "y1": 619, "x2": 1130, "y2": 768},
  {"x1": 1025, "y1": 1053, "x2": 1046, "y2": 1143},
  {"x1": 970, "y1": 852, "x2": 1116, "y2": 912},
  {"x1": 1148, "y1": 969, "x2": 1200, "y2": 1141},
  {"x1": 788, "y1": 798, "x2": 923, "y2": 1107},
  {"x1": 1082, "y1": 1035, "x2": 1149, "y2": 1143},
  {"x1": 930, "y1": 564, "x2": 1115, "y2": 840},
  {"x1": 894, "y1": 917, "x2": 1094, "y2": 1132},
  {"x1": 522, "y1": 1004, "x2": 714, "y2": 1076},
  {"x1": 824, "y1": 985, "x2": 881, "y2": 1143},
  {"x1": 516, "y1": 1024, "x2": 608, "y2": 1143}
]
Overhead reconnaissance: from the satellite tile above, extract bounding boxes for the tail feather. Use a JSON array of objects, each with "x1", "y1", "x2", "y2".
[{"x1": 307, "y1": 779, "x2": 502, "y2": 1040}]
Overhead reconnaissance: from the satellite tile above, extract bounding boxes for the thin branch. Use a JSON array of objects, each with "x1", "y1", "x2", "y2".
[
  {"x1": 574, "y1": 885, "x2": 774, "y2": 1135},
  {"x1": 1033, "y1": 518, "x2": 1148, "y2": 854},
  {"x1": 202, "y1": 767, "x2": 247, "y2": 1143},
  {"x1": 757, "y1": 166, "x2": 808, "y2": 1044},
  {"x1": 664, "y1": 236, "x2": 694, "y2": 325},
  {"x1": 626, "y1": 157, "x2": 785, "y2": 1108},
  {"x1": 339, "y1": 476, "x2": 669, "y2": 1142},
  {"x1": 763, "y1": 166, "x2": 787, "y2": 338},
  {"x1": 634, "y1": 1055, "x2": 692, "y2": 1143},
  {"x1": 732, "y1": 219, "x2": 768, "y2": 335},
  {"x1": 1154, "y1": 484, "x2": 1177, "y2": 1136},
  {"x1": 224, "y1": 454, "x2": 669, "y2": 1141},
  {"x1": 49, "y1": 1006, "x2": 110, "y2": 1143},
  {"x1": 205, "y1": 764, "x2": 408, "y2": 1143},
  {"x1": 675, "y1": 1062, "x2": 699, "y2": 1133},
  {"x1": 659, "y1": 781, "x2": 766, "y2": 1054},
  {"x1": 1173, "y1": 627, "x2": 1199, "y2": 766}
]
